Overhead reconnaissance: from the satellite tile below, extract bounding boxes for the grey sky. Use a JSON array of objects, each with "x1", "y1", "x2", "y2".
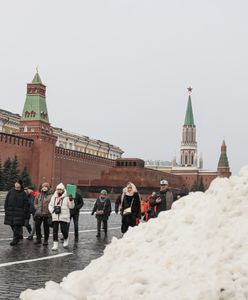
[{"x1": 0, "y1": 0, "x2": 247, "y2": 174}]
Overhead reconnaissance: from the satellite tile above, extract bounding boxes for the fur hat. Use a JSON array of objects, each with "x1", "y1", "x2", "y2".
[{"x1": 56, "y1": 183, "x2": 65, "y2": 190}]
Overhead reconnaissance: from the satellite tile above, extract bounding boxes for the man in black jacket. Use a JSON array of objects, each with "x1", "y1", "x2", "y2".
[
  {"x1": 150, "y1": 179, "x2": 173, "y2": 217},
  {"x1": 67, "y1": 192, "x2": 84, "y2": 242},
  {"x1": 4, "y1": 180, "x2": 30, "y2": 246}
]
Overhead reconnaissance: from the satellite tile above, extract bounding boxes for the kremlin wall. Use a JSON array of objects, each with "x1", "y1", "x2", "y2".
[{"x1": 0, "y1": 72, "x2": 231, "y2": 196}]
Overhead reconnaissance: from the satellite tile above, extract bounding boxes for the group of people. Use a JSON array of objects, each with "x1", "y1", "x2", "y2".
[
  {"x1": 4, "y1": 178, "x2": 180, "y2": 247},
  {"x1": 4, "y1": 180, "x2": 83, "y2": 250}
]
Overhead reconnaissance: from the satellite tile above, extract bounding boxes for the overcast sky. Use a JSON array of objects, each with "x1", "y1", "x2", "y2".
[{"x1": 0, "y1": 0, "x2": 247, "y2": 174}]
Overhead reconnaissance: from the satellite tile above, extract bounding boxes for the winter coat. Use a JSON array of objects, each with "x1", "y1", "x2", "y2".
[
  {"x1": 4, "y1": 188, "x2": 30, "y2": 226},
  {"x1": 150, "y1": 189, "x2": 173, "y2": 217},
  {"x1": 27, "y1": 193, "x2": 36, "y2": 216},
  {"x1": 49, "y1": 191, "x2": 74, "y2": 223},
  {"x1": 34, "y1": 191, "x2": 52, "y2": 218},
  {"x1": 92, "y1": 198, "x2": 112, "y2": 220},
  {"x1": 69, "y1": 193, "x2": 84, "y2": 216}
]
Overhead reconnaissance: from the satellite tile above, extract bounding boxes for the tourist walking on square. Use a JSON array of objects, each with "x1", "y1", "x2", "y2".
[
  {"x1": 67, "y1": 191, "x2": 84, "y2": 242},
  {"x1": 4, "y1": 179, "x2": 30, "y2": 246},
  {"x1": 120, "y1": 182, "x2": 141, "y2": 234},
  {"x1": 24, "y1": 186, "x2": 37, "y2": 240},
  {"x1": 34, "y1": 182, "x2": 52, "y2": 246},
  {"x1": 91, "y1": 190, "x2": 112, "y2": 237},
  {"x1": 150, "y1": 179, "x2": 173, "y2": 217},
  {"x1": 49, "y1": 183, "x2": 74, "y2": 250}
]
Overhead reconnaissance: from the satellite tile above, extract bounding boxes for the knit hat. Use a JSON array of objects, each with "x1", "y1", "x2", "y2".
[
  {"x1": 100, "y1": 189, "x2": 107, "y2": 195},
  {"x1": 56, "y1": 183, "x2": 65, "y2": 190}
]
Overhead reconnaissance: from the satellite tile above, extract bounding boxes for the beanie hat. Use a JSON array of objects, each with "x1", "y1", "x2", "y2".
[
  {"x1": 56, "y1": 183, "x2": 65, "y2": 190},
  {"x1": 100, "y1": 189, "x2": 107, "y2": 195}
]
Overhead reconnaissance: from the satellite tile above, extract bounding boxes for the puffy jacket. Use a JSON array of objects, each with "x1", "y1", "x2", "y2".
[
  {"x1": 4, "y1": 188, "x2": 30, "y2": 226},
  {"x1": 49, "y1": 191, "x2": 74, "y2": 223}
]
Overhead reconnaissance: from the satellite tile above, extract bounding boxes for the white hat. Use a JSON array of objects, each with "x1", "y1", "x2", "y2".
[
  {"x1": 56, "y1": 183, "x2": 65, "y2": 190},
  {"x1": 160, "y1": 179, "x2": 168, "y2": 185}
]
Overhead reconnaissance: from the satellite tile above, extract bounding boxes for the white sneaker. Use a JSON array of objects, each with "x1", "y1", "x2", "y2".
[
  {"x1": 52, "y1": 241, "x2": 58, "y2": 251},
  {"x1": 63, "y1": 238, "x2": 69, "y2": 248}
]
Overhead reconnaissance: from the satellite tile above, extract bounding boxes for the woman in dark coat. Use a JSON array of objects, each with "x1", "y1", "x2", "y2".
[
  {"x1": 4, "y1": 180, "x2": 30, "y2": 246},
  {"x1": 120, "y1": 182, "x2": 141, "y2": 234},
  {"x1": 91, "y1": 190, "x2": 112, "y2": 237}
]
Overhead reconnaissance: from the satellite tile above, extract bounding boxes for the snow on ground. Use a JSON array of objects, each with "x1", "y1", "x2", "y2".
[{"x1": 20, "y1": 167, "x2": 248, "y2": 300}]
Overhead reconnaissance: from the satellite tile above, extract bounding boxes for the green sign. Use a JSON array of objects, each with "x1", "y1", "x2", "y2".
[{"x1": 66, "y1": 184, "x2": 76, "y2": 198}]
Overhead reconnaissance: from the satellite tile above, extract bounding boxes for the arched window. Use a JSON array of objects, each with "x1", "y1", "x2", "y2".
[{"x1": 185, "y1": 154, "x2": 188, "y2": 165}]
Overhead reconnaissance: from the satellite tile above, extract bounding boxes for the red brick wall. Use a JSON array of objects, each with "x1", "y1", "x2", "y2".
[
  {"x1": 0, "y1": 133, "x2": 33, "y2": 173},
  {"x1": 54, "y1": 147, "x2": 115, "y2": 188}
]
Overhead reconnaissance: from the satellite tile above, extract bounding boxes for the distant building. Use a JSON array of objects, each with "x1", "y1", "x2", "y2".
[
  {"x1": 145, "y1": 87, "x2": 231, "y2": 190},
  {"x1": 0, "y1": 72, "x2": 231, "y2": 193},
  {"x1": 0, "y1": 76, "x2": 123, "y2": 160}
]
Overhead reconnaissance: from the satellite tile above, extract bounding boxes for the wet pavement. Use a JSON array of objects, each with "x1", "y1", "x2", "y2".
[{"x1": 0, "y1": 200, "x2": 122, "y2": 299}]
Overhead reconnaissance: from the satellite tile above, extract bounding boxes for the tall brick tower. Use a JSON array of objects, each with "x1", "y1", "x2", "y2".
[
  {"x1": 17, "y1": 70, "x2": 57, "y2": 187},
  {"x1": 180, "y1": 87, "x2": 198, "y2": 167},
  {"x1": 217, "y1": 140, "x2": 231, "y2": 177}
]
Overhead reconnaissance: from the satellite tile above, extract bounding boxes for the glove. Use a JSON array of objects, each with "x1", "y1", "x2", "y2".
[{"x1": 91, "y1": 212, "x2": 94, "y2": 216}]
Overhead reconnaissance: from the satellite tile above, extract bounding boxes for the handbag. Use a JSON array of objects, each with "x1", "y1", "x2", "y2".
[
  {"x1": 123, "y1": 199, "x2": 134, "y2": 215},
  {"x1": 54, "y1": 205, "x2": 61, "y2": 214}
]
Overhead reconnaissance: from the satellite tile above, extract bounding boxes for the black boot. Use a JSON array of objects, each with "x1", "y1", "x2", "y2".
[
  {"x1": 34, "y1": 239, "x2": 42, "y2": 244},
  {"x1": 10, "y1": 239, "x2": 19, "y2": 246}
]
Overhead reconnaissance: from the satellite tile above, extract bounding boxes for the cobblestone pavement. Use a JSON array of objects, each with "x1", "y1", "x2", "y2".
[{"x1": 0, "y1": 203, "x2": 122, "y2": 300}]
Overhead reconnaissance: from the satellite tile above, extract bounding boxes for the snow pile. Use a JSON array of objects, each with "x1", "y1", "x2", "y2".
[{"x1": 20, "y1": 167, "x2": 248, "y2": 300}]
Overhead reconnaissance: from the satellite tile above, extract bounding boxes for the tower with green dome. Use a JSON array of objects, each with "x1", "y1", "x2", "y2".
[{"x1": 18, "y1": 70, "x2": 57, "y2": 187}]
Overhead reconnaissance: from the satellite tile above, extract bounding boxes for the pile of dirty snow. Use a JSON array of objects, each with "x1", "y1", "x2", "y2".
[{"x1": 20, "y1": 166, "x2": 248, "y2": 300}]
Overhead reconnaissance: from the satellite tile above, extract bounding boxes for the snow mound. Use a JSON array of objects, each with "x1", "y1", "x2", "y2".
[{"x1": 20, "y1": 167, "x2": 248, "y2": 300}]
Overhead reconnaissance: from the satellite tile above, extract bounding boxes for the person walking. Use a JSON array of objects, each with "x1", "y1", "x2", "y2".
[
  {"x1": 4, "y1": 179, "x2": 30, "y2": 246},
  {"x1": 24, "y1": 186, "x2": 36, "y2": 240},
  {"x1": 149, "y1": 179, "x2": 174, "y2": 217},
  {"x1": 91, "y1": 190, "x2": 112, "y2": 237},
  {"x1": 34, "y1": 182, "x2": 52, "y2": 246},
  {"x1": 120, "y1": 182, "x2": 141, "y2": 234},
  {"x1": 67, "y1": 191, "x2": 84, "y2": 242},
  {"x1": 49, "y1": 183, "x2": 74, "y2": 250}
]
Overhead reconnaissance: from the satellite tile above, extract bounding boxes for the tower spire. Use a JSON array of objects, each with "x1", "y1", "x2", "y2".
[
  {"x1": 180, "y1": 87, "x2": 197, "y2": 167},
  {"x1": 217, "y1": 140, "x2": 231, "y2": 177},
  {"x1": 184, "y1": 87, "x2": 195, "y2": 126}
]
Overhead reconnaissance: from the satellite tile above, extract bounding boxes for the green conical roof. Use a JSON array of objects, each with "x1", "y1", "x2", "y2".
[
  {"x1": 184, "y1": 95, "x2": 195, "y2": 126},
  {"x1": 32, "y1": 72, "x2": 42, "y2": 84},
  {"x1": 218, "y1": 140, "x2": 229, "y2": 168},
  {"x1": 21, "y1": 72, "x2": 49, "y2": 123}
]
